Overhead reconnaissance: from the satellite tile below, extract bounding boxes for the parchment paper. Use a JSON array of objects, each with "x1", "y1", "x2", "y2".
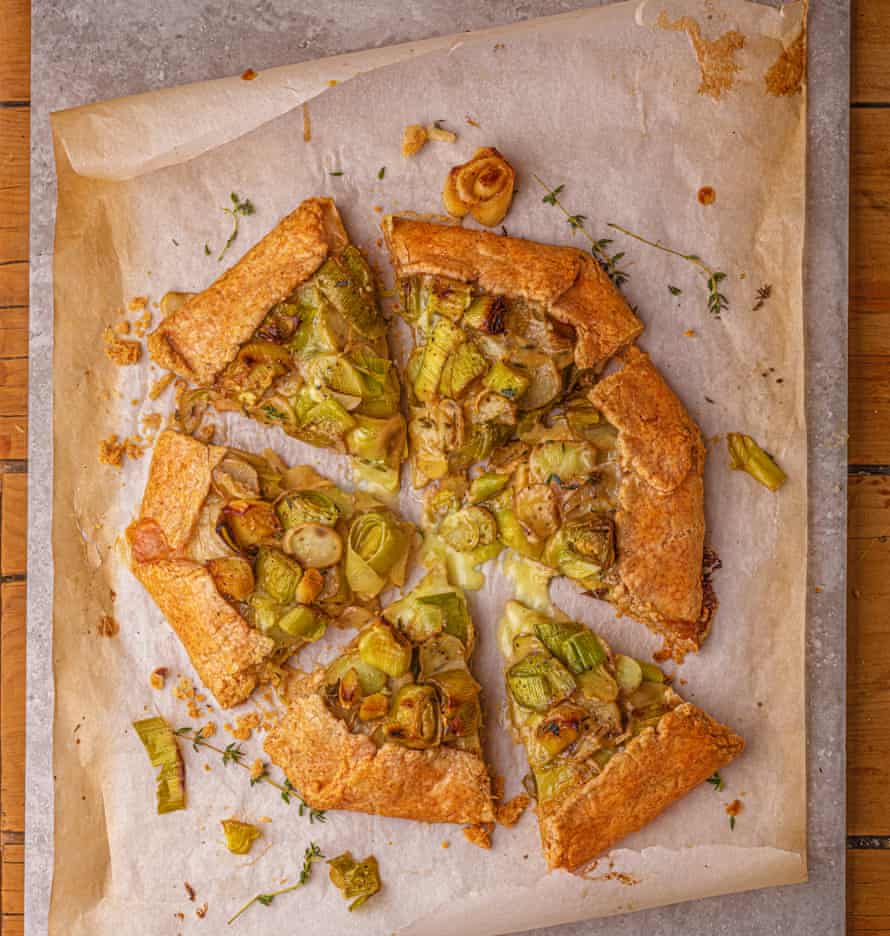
[{"x1": 48, "y1": 1, "x2": 808, "y2": 933}]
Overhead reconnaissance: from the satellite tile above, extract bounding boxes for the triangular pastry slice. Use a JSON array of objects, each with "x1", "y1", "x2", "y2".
[
  {"x1": 127, "y1": 430, "x2": 413, "y2": 708},
  {"x1": 149, "y1": 198, "x2": 406, "y2": 491},
  {"x1": 264, "y1": 568, "x2": 494, "y2": 825},
  {"x1": 499, "y1": 601, "x2": 743, "y2": 870}
]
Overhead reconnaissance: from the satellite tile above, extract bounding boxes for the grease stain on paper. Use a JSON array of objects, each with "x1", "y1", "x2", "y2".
[
  {"x1": 657, "y1": 11, "x2": 746, "y2": 101},
  {"x1": 764, "y1": 28, "x2": 806, "y2": 97}
]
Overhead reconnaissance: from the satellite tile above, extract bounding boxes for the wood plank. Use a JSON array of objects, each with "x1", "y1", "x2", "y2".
[
  {"x1": 0, "y1": 476, "x2": 25, "y2": 577},
  {"x1": 847, "y1": 474, "x2": 890, "y2": 834},
  {"x1": 0, "y1": 0, "x2": 30, "y2": 103},
  {"x1": 849, "y1": 850, "x2": 890, "y2": 934},
  {"x1": 0, "y1": 839, "x2": 22, "y2": 917},
  {"x1": 0, "y1": 309, "x2": 26, "y2": 359},
  {"x1": 0, "y1": 914, "x2": 24, "y2": 936},
  {"x1": 0, "y1": 419, "x2": 25, "y2": 461},
  {"x1": 0, "y1": 110, "x2": 28, "y2": 268},
  {"x1": 0, "y1": 359, "x2": 26, "y2": 419},
  {"x1": 851, "y1": 108, "x2": 890, "y2": 463},
  {"x1": 0, "y1": 584, "x2": 24, "y2": 841},
  {"x1": 853, "y1": 0, "x2": 890, "y2": 104}
]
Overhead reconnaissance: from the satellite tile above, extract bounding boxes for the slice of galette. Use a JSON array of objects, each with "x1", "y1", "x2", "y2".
[
  {"x1": 264, "y1": 567, "x2": 494, "y2": 825},
  {"x1": 127, "y1": 430, "x2": 413, "y2": 708},
  {"x1": 149, "y1": 198, "x2": 406, "y2": 491},
  {"x1": 384, "y1": 217, "x2": 711, "y2": 659},
  {"x1": 499, "y1": 601, "x2": 743, "y2": 871}
]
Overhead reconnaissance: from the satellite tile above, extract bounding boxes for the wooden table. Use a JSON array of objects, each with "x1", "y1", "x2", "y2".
[{"x1": 0, "y1": 2, "x2": 885, "y2": 933}]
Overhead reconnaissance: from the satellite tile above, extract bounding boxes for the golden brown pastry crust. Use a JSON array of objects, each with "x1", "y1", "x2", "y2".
[
  {"x1": 538, "y1": 701, "x2": 744, "y2": 871},
  {"x1": 264, "y1": 672, "x2": 495, "y2": 824},
  {"x1": 590, "y1": 347, "x2": 708, "y2": 657},
  {"x1": 129, "y1": 430, "x2": 277, "y2": 708},
  {"x1": 383, "y1": 216, "x2": 643, "y2": 370},
  {"x1": 148, "y1": 198, "x2": 349, "y2": 385}
]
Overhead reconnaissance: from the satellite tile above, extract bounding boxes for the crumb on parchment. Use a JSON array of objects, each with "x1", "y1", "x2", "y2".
[
  {"x1": 114, "y1": 320, "x2": 131, "y2": 335},
  {"x1": 229, "y1": 711, "x2": 263, "y2": 741},
  {"x1": 495, "y1": 794, "x2": 530, "y2": 828},
  {"x1": 184, "y1": 882, "x2": 196, "y2": 901},
  {"x1": 250, "y1": 758, "x2": 266, "y2": 782},
  {"x1": 196, "y1": 903, "x2": 208, "y2": 919},
  {"x1": 150, "y1": 667, "x2": 167, "y2": 690},
  {"x1": 463, "y1": 823, "x2": 493, "y2": 850},
  {"x1": 97, "y1": 615, "x2": 119, "y2": 637},
  {"x1": 103, "y1": 326, "x2": 142, "y2": 366},
  {"x1": 200, "y1": 722, "x2": 217, "y2": 739},
  {"x1": 128, "y1": 296, "x2": 148, "y2": 312},
  {"x1": 402, "y1": 124, "x2": 428, "y2": 157},
  {"x1": 149, "y1": 372, "x2": 175, "y2": 400},
  {"x1": 98, "y1": 434, "x2": 126, "y2": 468}
]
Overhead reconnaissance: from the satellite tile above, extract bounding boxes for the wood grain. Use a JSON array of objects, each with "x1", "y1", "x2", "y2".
[
  {"x1": 1, "y1": 583, "x2": 24, "y2": 927},
  {"x1": 853, "y1": 0, "x2": 890, "y2": 104},
  {"x1": 0, "y1": 474, "x2": 25, "y2": 577},
  {"x1": 0, "y1": 419, "x2": 26, "y2": 461},
  {"x1": 0, "y1": 110, "x2": 28, "y2": 270},
  {"x1": 0, "y1": 0, "x2": 29, "y2": 103},
  {"x1": 0, "y1": 309, "x2": 27, "y2": 359},
  {"x1": 849, "y1": 850, "x2": 890, "y2": 934}
]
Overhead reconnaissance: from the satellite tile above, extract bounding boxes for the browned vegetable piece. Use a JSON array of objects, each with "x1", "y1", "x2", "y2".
[
  {"x1": 207, "y1": 556, "x2": 256, "y2": 602},
  {"x1": 218, "y1": 500, "x2": 281, "y2": 553}
]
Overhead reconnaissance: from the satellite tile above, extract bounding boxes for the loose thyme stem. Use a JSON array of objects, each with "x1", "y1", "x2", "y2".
[
  {"x1": 227, "y1": 842, "x2": 324, "y2": 925},
  {"x1": 174, "y1": 727, "x2": 325, "y2": 822},
  {"x1": 607, "y1": 222, "x2": 729, "y2": 317}
]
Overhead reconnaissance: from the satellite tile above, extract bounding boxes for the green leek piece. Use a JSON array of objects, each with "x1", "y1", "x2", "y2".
[
  {"x1": 727, "y1": 432, "x2": 787, "y2": 491},
  {"x1": 351, "y1": 458, "x2": 401, "y2": 496},
  {"x1": 358, "y1": 692, "x2": 389, "y2": 721},
  {"x1": 346, "y1": 413, "x2": 406, "y2": 470},
  {"x1": 133, "y1": 716, "x2": 185, "y2": 814},
  {"x1": 254, "y1": 547, "x2": 303, "y2": 603},
  {"x1": 565, "y1": 397, "x2": 601, "y2": 438},
  {"x1": 576, "y1": 665, "x2": 619, "y2": 703},
  {"x1": 506, "y1": 653, "x2": 576, "y2": 712},
  {"x1": 448, "y1": 422, "x2": 513, "y2": 473},
  {"x1": 533, "y1": 762, "x2": 577, "y2": 803},
  {"x1": 615, "y1": 655, "x2": 643, "y2": 693},
  {"x1": 468, "y1": 472, "x2": 511, "y2": 504},
  {"x1": 257, "y1": 395, "x2": 297, "y2": 428},
  {"x1": 512, "y1": 633, "x2": 547, "y2": 660},
  {"x1": 462, "y1": 294, "x2": 505, "y2": 333},
  {"x1": 206, "y1": 557, "x2": 256, "y2": 603},
  {"x1": 338, "y1": 667, "x2": 363, "y2": 708},
  {"x1": 417, "y1": 591, "x2": 472, "y2": 647},
  {"x1": 314, "y1": 563, "x2": 354, "y2": 616},
  {"x1": 314, "y1": 246, "x2": 386, "y2": 339},
  {"x1": 303, "y1": 353, "x2": 366, "y2": 400},
  {"x1": 529, "y1": 442, "x2": 598, "y2": 484},
  {"x1": 299, "y1": 397, "x2": 357, "y2": 446},
  {"x1": 358, "y1": 622, "x2": 412, "y2": 677},
  {"x1": 414, "y1": 319, "x2": 465, "y2": 402},
  {"x1": 402, "y1": 277, "x2": 431, "y2": 329},
  {"x1": 427, "y1": 665, "x2": 481, "y2": 707},
  {"x1": 276, "y1": 490, "x2": 341, "y2": 529},
  {"x1": 439, "y1": 341, "x2": 489, "y2": 399},
  {"x1": 542, "y1": 517, "x2": 615, "y2": 587},
  {"x1": 532, "y1": 615, "x2": 606, "y2": 674},
  {"x1": 221, "y1": 340, "x2": 293, "y2": 405},
  {"x1": 535, "y1": 703, "x2": 587, "y2": 757},
  {"x1": 218, "y1": 500, "x2": 281, "y2": 553},
  {"x1": 492, "y1": 500, "x2": 544, "y2": 560},
  {"x1": 440, "y1": 506, "x2": 497, "y2": 553},
  {"x1": 328, "y1": 852, "x2": 382, "y2": 911},
  {"x1": 484, "y1": 361, "x2": 531, "y2": 401},
  {"x1": 417, "y1": 634, "x2": 467, "y2": 679},
  {"x1": 639, "y1": 660, "x2": 666, "y2": 683},
  {"x1": 628, "y1": 681, "x2": 670, "y2": 709},
  {"x1": 278, "y1": 605, "x2": 326, "y2": 641},
  {"x1": 282, "y1": 523, "x2": 344, "y2": 569},
  {"x1": 221, "y1": 819, "x2": 261, "y2": 855},
  {"x1": 428, "y1": 278, "x2": 474, "y2": 321},
  {"x1": 326, "y1": 651, "x2": 388, "y2": 695},
  {"x1": 288, "y1": 300, "x2": 343, "y2": 357},
  {"x1": 514, "y1": 483, "x2": 559, "y2": 540},
  {"x1": 384, "y1": 684, "x2": 441, "y2": 749},
  {"x1": 514, "y1": 354, "x2": 562, "y2": 410},
  {"x1": 346, "y1": 510, "x2": 411, "y2": 598}
]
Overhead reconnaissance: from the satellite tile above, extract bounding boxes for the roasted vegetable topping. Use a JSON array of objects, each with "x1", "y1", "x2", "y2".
[
  {"x1": 727, "y1": 432, "x2": 787, "y2": 491},
  {"x1": 346, "y1": 510, "x2": 411, "y2": 598},
  {"x1": 276, "y1": 490, "x2": 341, "y2": 529},
  {"x1": 358, "y1": 621, "x2": 412, "y2": 678},
  {"x1": 328, "y1": 852, "x2": 382, "y2": 911},
  {"x1": 222, "y1": 819, "x2": 261, "y2": 855},
  {"x1": 255, "y1": 547, "x2": 302, "y2": 603},
  {"x1": 207, "y1": 557, "x2": 255, "y2": 602},
  {"x1": 219, "y1": 500, "x2": 281, "y2": 553},
  {"x1": 283, "y1": 523, "x2": 344, "y2": 569},
  {"x1": 384, "y1": 684, "x2": 441, "y2": 749},
  {"x1": 440, "y1": 506, "x2": 497, "y2": 553},
  {"x1": 133, "y1": 716, "x2": 185, "y2": 814}
]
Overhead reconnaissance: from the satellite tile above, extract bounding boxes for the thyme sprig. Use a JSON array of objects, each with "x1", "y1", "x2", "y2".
[
  {"x1": 533, "y1": 175, "x2": 630, "y2": 288},
  {"x1": 227, "y1": 842, "x2": 324, "y2": 925},
  {"x1": 706, "y1": 771, "x2": 725, "y2": 792},
  {"x1": 218, "y1": 192, "x2": 255, "y2": 262},
  {"x1": 752, "y1": 283, "x2": 772, "y2": 312},
  {"x1": 606, "y1": 222, "x2": 729, "y2": 318},
  {"x1": 173, "y1": 727, "x2": 326, "y2": 823}
]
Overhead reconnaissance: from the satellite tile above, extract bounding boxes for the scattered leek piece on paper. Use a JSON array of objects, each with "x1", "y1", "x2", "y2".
[
  {"x1": 227, "y1": 842, "x2": 324, "y2": 925},
  {"x1": 726, "y1": 433, "x2": 787, "y2": 491},
  {"x1": 133, "y1": 716, "x2": 186, "y2": 814},
  {"x1": 328, "y1": 851, "x2": 382, "y2": 911},
  {"x1": 222, "y1": 819, "x2": 261, "y2": 855}
]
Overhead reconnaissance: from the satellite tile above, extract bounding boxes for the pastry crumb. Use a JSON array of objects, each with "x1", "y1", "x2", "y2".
[
  {"x1": 184, "y1": 882, "x2": 196, "y2": 901},
  {"x1": 114, "y1": 320, "x2": 131, "y2": 335},
  {"x1": 133, "y1": 310, "x2": 153, "y2": 337},
  {"x1": 150, "y1": 667, "x2": 167, "y2": 690},
  {"x1": 401, "y1": 123, "x2": 428, "y2": 157},
  {"x1": 465, "y1": 114, "x2": 481, "y2": 128},
  {"x1": 427, "y1": 124, "x2": 457, "y2": 143},
  {"x1": 196, "y1": 903, "x2": 208, "y2": 919},
  {"x1": 258, "y1": 815, "x2": 273, "y2": 823},
  {"x1": 230, "y1": 711, "x2": 262, "y2": 741},
  {"x1": 492, "y1": 774, "x2": 505, "y2": 801},
  {"x1": 441, "y1": 840, "x2": 450, "y2": 849},
  {"x1": 683, "y1": 329, "x2": 697, "y2": 337},
  {"x1": 249, "y1": 758, "x2": 266, "y2": 782},
  {"x1": 203, "y1": 763, "x2": 212, "y2": 772},
  {"x1": 463, "y1": 823, "x2": 493, "y2": 850},
  {"x1": 241, "y1": 68, "x2": 258, "y2": 80},
  {"x1": 149, "y1": 372, "x2": 175, "y2": 400},
  {"x1": 128, "y1": 296, "x2": 149, "y2": 312},
  {"x1": 726, "y1": 799, "x2": 743, "y2": 818},
  {"x1": 97, "y1": 615, "x2": 119, "y2": 637},
  {"x1": 102, "y1": 326, "x2": 142, "y2": 365},
  {"x1": 495, "y1": 794, "x2": 530, "y2": 828},
  {"x1": 199, "y1": 722, "x2": 217, "y2": 739}
]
